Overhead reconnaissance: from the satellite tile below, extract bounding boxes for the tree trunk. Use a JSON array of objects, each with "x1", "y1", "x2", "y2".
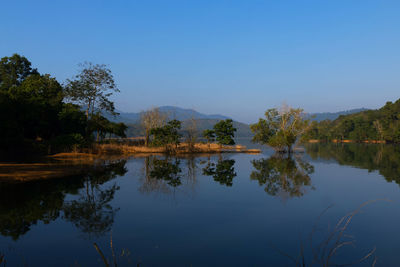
[{"x1": 145, "y1": 129, "x2": 149, "y2": 147}]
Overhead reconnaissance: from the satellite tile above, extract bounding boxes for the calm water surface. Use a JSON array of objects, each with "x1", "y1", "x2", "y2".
[{"x1": 1, "y1": 143, "x2": 400, "y2": 266}]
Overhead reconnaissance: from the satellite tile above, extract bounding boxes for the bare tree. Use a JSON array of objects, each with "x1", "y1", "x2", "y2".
[
  {"x1": 140, "y1": 107, "x2": 167, "y2": 146},
  {"x1": 185, "y1": 117, "x2": 198, "y2": 152}
]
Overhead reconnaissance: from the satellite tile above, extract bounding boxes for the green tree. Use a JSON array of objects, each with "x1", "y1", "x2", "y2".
[
  {"x1": 0, "y1": 54, "x2": 66, "y2": 155},
  {"x1": 0, "y1": 53, "x2": 38, "y2": 92},
  {"x1": 150, "y1": 119, "x2": 182, "y2": 149},
  {"x1": 203, "y1": 129, "x2": 215, "y2": 144},
  {"x1": 203, "y1": 129, "x2": 215, "y2": 143},
  {"x1": 213, "y1": 119, "x2": 236, "y2": 145},
  {"x1": 250, "y1": 105, "x2": 310, "y2": 153},
  {"x1": 65, "y1": 62, "x2": 119, "y2": 119}
]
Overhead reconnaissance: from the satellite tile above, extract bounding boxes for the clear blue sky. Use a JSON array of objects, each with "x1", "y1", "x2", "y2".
[{"x1": 1, "y1": 0, "x2": 399, "y2": 123}]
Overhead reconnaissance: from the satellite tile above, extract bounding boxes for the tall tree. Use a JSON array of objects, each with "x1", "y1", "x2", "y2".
[
  {"x1": 150, "y1": 119, "x2": 182, "y2": 150},
  {"x1": 65, "y1": 62, "x2": 118, "y2": 119},
  {"x1": 0, "y1": 54, "x2": 38, "y2": 92},
  {"x1": 251, "y1": 105, "x2": 310, "y2": 153},
  {"x1": 185, "y1": 117, "x2": 197, "y2": 151}
]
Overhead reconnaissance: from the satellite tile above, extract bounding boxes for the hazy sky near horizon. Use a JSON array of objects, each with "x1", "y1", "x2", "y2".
[{"x1": 1, "y1": 0, "x2": 400, "y2": 123}]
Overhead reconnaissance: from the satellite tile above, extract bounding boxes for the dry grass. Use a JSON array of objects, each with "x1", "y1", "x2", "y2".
[
  {"x1": 0, "y1": 162, "x2": 93, "y2": 182},
  {"x1": 330, "y1": 139, "x2": 386, "y2": 144},
  {"x1": 95, "y1": 142, "x2": 261, "y2": 155},
  {"x1": 274, "y1": 199, "x2": 390, "y2": 267}
]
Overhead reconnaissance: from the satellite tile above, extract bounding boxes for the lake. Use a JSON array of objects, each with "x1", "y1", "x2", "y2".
[{"x1": 1, "y1": 143, "x2": 400, "y2": 266}]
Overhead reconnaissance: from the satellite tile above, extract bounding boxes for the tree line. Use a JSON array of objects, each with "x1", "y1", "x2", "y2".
[
  {"x1": 140, "y1": 106, "x2": 237, "y2": 151},
  {"x1": 302, "y1": 99, "x2": 400, "y2": 143}
]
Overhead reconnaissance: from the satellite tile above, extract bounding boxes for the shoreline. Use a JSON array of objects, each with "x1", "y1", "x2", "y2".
[
  {"x1": 94, "y1": 143, "x2": 261, "y2": 155},
  {"x1": 307, "y1": 139, "x2": 387, "y2": 144}
]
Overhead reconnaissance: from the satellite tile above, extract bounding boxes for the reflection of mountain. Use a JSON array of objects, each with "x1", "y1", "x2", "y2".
[
  {"x1": 250, "y1": 155, "x2": 314, "y2": 199},
  {"x1": 0, "y1": 160, "x2": 127, "y2": 240},
  {"x1": 305, "y1": 143, "x2": 400, "y2": 185}
]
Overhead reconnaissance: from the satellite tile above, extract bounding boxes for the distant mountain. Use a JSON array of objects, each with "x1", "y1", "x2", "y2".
[
  {"x1": 112, "y1": 106, "x2": 250, "y2": 138},
  {"x1": 112, "y1": 106, "x2": 230, "y2": 124},
  {"x1": 306, "y1": 108, "x2": 369, "y2": 122},
  {"x1": 125, "y1": 118, "x2": 253, "y2": 138},
  {"x1": 182, "y1": 119, "x2": 253, "y2": 139}
]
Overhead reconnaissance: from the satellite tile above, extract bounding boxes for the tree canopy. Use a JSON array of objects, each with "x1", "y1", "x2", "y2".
[
  {"x1": 250, "y1": 105, "x2": 310, "y2": 152},
  {"x1": 213, "y1": 119, "x2": 237, "y2": 145},
  {"x1": 65, "y1": 62, "x2": 119, "y2": 119}
]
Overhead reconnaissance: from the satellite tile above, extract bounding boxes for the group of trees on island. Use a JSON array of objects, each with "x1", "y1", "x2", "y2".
[
  {"x1": 139, "y1": 107, "x2": 238, "y2": 150},
  {"x1": 0, "y1": 54, "x2": 127, "y2": 159}
]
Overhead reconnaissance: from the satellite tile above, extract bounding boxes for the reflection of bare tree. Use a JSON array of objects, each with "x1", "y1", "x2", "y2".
[
  {"x1": 250, "y1": 155, "x2": 314, "y2": 199},
  {"x1": 63, "y1": 160, "x2": 127, "y2": 238}
]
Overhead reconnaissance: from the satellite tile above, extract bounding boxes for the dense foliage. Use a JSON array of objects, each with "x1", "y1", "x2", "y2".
[
  {"x1": 0, "y1": 54, "x2": 127, "y2": 158},
  {"x1": 202, "y1": 129, "x2": 215, "y2": 143},
  {"x1": 213, "y1": 119, "x2": 237, "y2": 145},
  {"x1": 150, "y1": 119, "x2": 182, "y2": 148},
  {"x1": 303, "y1": 99, "x2": 400, "y2": 142}
]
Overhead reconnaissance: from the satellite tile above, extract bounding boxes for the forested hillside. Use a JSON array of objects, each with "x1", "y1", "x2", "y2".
[
  {"x1": 303, "y1": 99, "x2": 400, "y2": 142},
  {"x1": 306, "y1": 108, "x2": 368, "y2": 122}
]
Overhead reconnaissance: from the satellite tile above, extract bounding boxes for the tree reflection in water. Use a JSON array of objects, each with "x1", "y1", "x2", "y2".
[
  {"x1": 250, "y1": 154, "x2": 314, "y2": 199},
  {"x1": 306, "y1": 143, "x2": 400, "y2": 186},
  {"x1": 202, "y1": 158, "x2": 237, "y2": 186},
  {"x1": 0, "y1": 159, "x2": 127, "y2": 240},
  {"x1": 63, "y1": 160, "x2": 127, "y2": 238},
  {"x1": 139, "y1": 155, "x2": 237, "y2": 195}
]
